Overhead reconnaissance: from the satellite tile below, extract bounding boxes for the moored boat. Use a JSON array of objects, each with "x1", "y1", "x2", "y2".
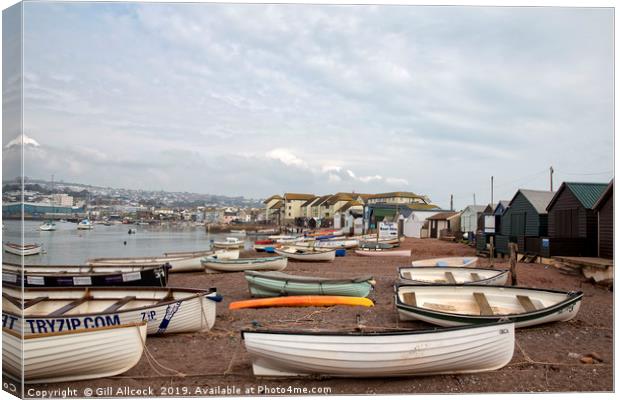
[
  {"x1": 241, "y1": 321, "x2": 515, "y2": 377},
  {"x1": 3, "y1": 286, "x2": 221, "y2": 335},
  {"x1": 77, "y1": 219, "x2": 94, "y2": 230},
  {"x1": 355, "y1": 248, "x2": 411, "y2": 257},
  {"x1": 398, "y1": 267, "x2": 509, "y2": 286},
  {"x1": 3, "y1": 322, "x2": 147, "y2": 383},
  {"x1": 230, "y1": 229, "x2": 247, "y2": 236},
  {"x1": 358, "y1": 241, "x2": 396, "y2": 249},
  {"x1": 3, "y1": 242, "x2": 43, "y2": 256},
  {"x1": 213, "y1": 237, "x2": 244, "y2": 249},
  {"x1": 2, "y1": 262, "x2": 170, "y2": 287},
  {"x1": 202, "y1": 256, "x2": 287, "y2": 273},
  {"x1": 244, "y1": 271, "x2": 374, "y2": 298},
  {"x1": 229, "y1": 295, "x2": 374, "y2": 310},
  {"x1": 395, "y1": 284, "x2": 583, "y2": 328},
  {"x1": 293, "y1": 239, "x2": 358, "y2": 250},
  {"x1": 274, "y1": 246, "x2": 336, "y2": 262},
  {"x1": 411, "y1": 257, "x2": 478, "y2": 268},
  {"x1": 39, "y1": 221, "x2": 57, "y2": 231}
]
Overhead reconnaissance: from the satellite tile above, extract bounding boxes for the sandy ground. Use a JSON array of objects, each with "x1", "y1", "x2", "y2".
[{"x1": 15, "y1": 238, "x2": 613, "y2": 397}]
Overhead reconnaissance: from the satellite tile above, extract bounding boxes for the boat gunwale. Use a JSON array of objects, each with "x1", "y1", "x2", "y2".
[
  {"x1": 397, "y1": 267, "x2": 509, "y2": 285},
  {"x1": 240, "y1": 320, "x2": 514, "y2": 339},
  {"x1": 3, "y1": 321, "x2": 147, "y2": 340},
  {"x1": 2, "y1": 263, "x2": 170, "y2": 277},
  {"x1": 276, "y1": 248, "x2": 337, "y2": 255},
  {"x1": 245, "y1": 271, "x2": 374, "y2": 284},
  {"x1": 3, "y1": 286, "x2": 218, "y2": 318},
  {"x1": 201, "y1": 256, "x2": 286, "y2": 265},
  {"x1": 394, "y1": 284, "x2": 583, "y2": 322}
]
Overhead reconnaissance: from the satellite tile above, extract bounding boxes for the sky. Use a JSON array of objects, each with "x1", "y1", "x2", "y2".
[{"x1": 2, "y1": 3, "x2": 614, "y2": 209}]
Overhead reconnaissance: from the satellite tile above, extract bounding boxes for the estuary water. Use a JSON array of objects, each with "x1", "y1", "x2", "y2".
[{"x1": 2, "y1": 220, "x2": 253, "y2": 265}]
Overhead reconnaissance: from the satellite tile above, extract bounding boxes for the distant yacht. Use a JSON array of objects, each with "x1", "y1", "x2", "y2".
[
  {"x1": 39, "y1": 221, "x2": 57, "y2": 231},
  {"x1": 77, "y1": 219, "x2": 94, "y2": 230}
]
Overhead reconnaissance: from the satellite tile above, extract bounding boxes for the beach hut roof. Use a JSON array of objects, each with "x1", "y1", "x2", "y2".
[
  {"x1": 593, "y1": 179, "x2": 614, "y2": 211},
  {"x1": 510, "y1": 189, "x2": 556, "y2": 214},
  {"x1": 426, "y1": 211, "x2": 459, "y2": 220},
  {"x1": 546, "y1": 182, "x2": 609, "y2": 211}
]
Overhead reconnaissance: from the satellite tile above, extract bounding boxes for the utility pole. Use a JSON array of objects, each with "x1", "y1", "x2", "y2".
[
  {"x1": 450, "y1": 195, "x2": 453, "y2": 211},
  {"x1": 491, "y1": 176, "x2": 494, "y2": 205},
  {"x1": 473, "y1": 193, "x2": 476, "y2": 206},
  {"x1": 550, "y1": 166, "x2": 554, "y2": 191}
]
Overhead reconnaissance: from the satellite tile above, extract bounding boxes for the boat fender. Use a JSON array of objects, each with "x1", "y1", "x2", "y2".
[{"x1": 206, "y1": 294, "x2": 223, "y2": 302}]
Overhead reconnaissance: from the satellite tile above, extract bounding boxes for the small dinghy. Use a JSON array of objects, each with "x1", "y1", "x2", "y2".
[
  {"x1": 39, "y1": 221, "x2": 57, "y2": 231},
  {"x1": 241, "y1": 321, "x2": 515, "y2": 377},
  {"x1": 202, "y1": 256, "x2": 287, "y2": 273},
  {"x1": 230, "y1": 295, "x2": 374, "y2": 310},
  {"x1": 88, "y1": 249, "x2": 239, "y2": 272},
  {"x1": 274, "y1": 246, "x2": 336, "y2": 262},
  {"x1": 253, "y1": 239, "x2": 275, "y2": 252},
  {"x1": 3, "y1": 242, "x2": 43, "y2": 256},
  {"x1": 399, "y1": 267, "x2": 508, "y2": 286},
  {"x1": 77, "y1": 219, "x2": 94, "y2": 230},
  {"x1": 293, "y1": 239, "x2": 358, "y2": 250},
  {"x1": 3, "y1": 322, "x2": 147, "y2": 383},
  {"x1": 3, "y1": 286, "x2": 221, "y2": 335},
  {"x1": 395, "y1": 284, "x2": 583, "y2": 328},
  {"x1": 213, "y1": 237, "x2": 244, "y2": 249},
  {"x1": 2, "y1": 262, "x2": 170, "y2": 287},
  {"x1": 230, "y1": 229, "x2": 247, "y2": 236},
  {"x1": 244, "y1": 271, "x2": 375, "y2": 298},
  {"x1": 358, "y1": 241, "x2": 396, "y2": 249},
  {"x1": 355, "y1": 248, "x2": 411, "y2": 257},
  {"x1": 411, "y1": 257, "x2": 478, "y2": 267}
]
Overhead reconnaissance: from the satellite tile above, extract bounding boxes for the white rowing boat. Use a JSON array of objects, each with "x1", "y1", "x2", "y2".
[
  {"x1": 293, "y1": 239, "x2": 358, "y2": 250},
  {"x1": 354, "y1": 248, "x2": 411, "y2": 257},
  {"x1": 3, "y1": 286, "x2": 221, "y2": 335},
  {"x1": 411, "y1": 257, "x2": 478, "y2": 267},
  {"x1": 3, "y1": 242, "x2": 43, "y2": 256},
  {"x1": 213, "y1": 237, "x2": 244, "y2": 249},
  {"x1": 242, "y1": 321, "x2": 515, "y2": 377},
  {"x1": 399, "y1": 267, "x2": 509, "y2": 286},
  {"x1": 274, "y1": 247, "x2": 336, "y2": 262},
  {"x1": 3, "y1": 322, "x2": 146, "y2": 383},
  {"x1": 87, "y1": 249, "x2": 239, "y2": 272},
  {"x1": 202, "y1": 256, "x2": 287, "y2": 273},
  {"x1": 395, "y1": 284, "x2": 583, "y2": 328}
]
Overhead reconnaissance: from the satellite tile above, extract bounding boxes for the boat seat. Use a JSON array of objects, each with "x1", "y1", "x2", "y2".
[
  {"x1": 48, "y1": 297, "x2": 92, "y2": 317},
  {"x1": 402, "y1": 292, "x2": 417, "y2": 307},
  {"x1": 157, "y1": 290, "x2": 174, "y2": 304},
  {"x1": 24, "y1": 296, "x2": 49, "y2": 309},
  {"x1": 473, "y1": 292, "x2": 494, "y2": 316},
  {"x1": 444, "y1": 272, "x2": 457, "y2": 284},
  {"x1": 102, "y1": 296, "x2": 137, "y2": 313},
  {"x1": 517, "y1": 295, "x2": 537, "y2": 313},
  {"x1": 470, "y1": 273, "x2": 482, "y2": 281}
]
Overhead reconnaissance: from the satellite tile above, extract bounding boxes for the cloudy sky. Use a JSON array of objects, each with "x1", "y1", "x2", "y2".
[{"x1": 2, "y1": 3, "x2": 614, "y2": 208}]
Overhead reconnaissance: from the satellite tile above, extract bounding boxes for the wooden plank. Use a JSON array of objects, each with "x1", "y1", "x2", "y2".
[
  {"x1": 24, "y1": 296, "x2": 49, "y2": 309},
  {"x1": 473, "y1": 292, "x2": 494, "y2": 316},
  {"x1": 102, "y1": 296, "x2": 136, "y2": 313},
  {"x1": 517, "y1": 295, "x2": 537, "y2": 313},
  {"x1": 2, "y1": 293, "x2": 23, "y2": 308},
  {"x1": 157, "y1": 289, "x2": 174, "y2": 304},
  {"x1": 402, "y1": 292, "x2": 417, "y2": 307},
  {"x1": 444, "y1": 271, "x2": 457, "y2": 284},
  {"x1": 48, "y1": 298, "x2": 91, "y2": 317},
  {"x1": 470, "y1": 273, "x2": 482, "y2": 282}
]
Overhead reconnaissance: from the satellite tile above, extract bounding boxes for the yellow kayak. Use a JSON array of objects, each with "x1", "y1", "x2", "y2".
[{"x1": 229, "y1": 295, "x2": 374, "y2": 310}]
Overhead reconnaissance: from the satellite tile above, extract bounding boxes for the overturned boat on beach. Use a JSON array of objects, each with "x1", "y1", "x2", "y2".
[
  {"x1": 2, "y1": 262, "x2": 170, "y2": 287},
  {"x1": 202, "y1": 256, "x2": 287, "y2": 273},
  {"x1": 244, "y1": 271, "x2": 374, "y2": 298},
  {"x1": 395, "y1": 284, "x2": 582, "y2": 328},
  {"x1": 241, "y1": 321, "x2": 515, "y2": 377},
  {"x1": 2, "y1": 286, "x2": 221, "y2": 335}
]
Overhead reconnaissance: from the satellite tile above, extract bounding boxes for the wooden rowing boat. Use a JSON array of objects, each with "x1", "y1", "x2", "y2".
[
  {"x1": 274, "y1": 247, "x2": 336, "y2": 262},
  {"x1": 241, "y1": 321, "x2": 514, "y2": 377},
  {"x1": 87, "y1": 249, "x2": 239, "y2": 272},
  {"x1": 398, "y1": 267, "x2": 508, "y2": 286},
  {"x1": 2, "y1": 262, "x2": 170, "y2": 287},
  {"x1": 3, "y1": 286, "x2": 221, "y2": 335},
  {"x1": 3, "y1": 322, "x2": 146, "y2": 383},
  {"x1": 358, "y1": 241, "x2": 396, "y2": 249},
  {"x1": 293, "y1": 239, "x2": 358, "y2": 250},
  {"x1": 229, "y1": 295, "x2": 374, "y2": 310},
  {"x1": 354, "y1": 248, "x2": 411, "y2": 257},
  {"x1": 244, "y1": 271, "x2": 374, "y2": 298},
  {"x1": 395, "y1": 284, "x2": 583, "y2": 328},
  {"x1": 3, "y1": 242, "x2": 42, "y2": 256},
  {"x1": 202, "y1": 256, "x2": 287, "y2": 273},
  {"x1": 411, "y1": 257, "x2": 478, "y2": 267},
  {"x1": 213, "y1": 237, "x2": 244, "y2": 249}
]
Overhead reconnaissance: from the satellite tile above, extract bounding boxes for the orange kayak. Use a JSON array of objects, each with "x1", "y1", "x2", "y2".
[{"x1": 229, "y1": 296, "x2": 374, "y2": 310}]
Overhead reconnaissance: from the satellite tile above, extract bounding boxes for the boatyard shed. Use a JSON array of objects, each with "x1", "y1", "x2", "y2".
[
  {"x1": 426, "y1": 211, "x2": 459, "y2": 239},
  {"x1": 500, "y1": 189, "x2": 555, "y2": 255},
  {"x1": 544, "y1": 182, "x2": 607, "y2": 257},
  {"x1": 593, "y1": 180, "x2": 614, "y2": 259},
  {"x1": 460, "y1": 205, "x2": 486, "y2": 237}
]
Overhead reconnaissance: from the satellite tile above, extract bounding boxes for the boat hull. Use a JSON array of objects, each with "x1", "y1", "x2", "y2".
[
  {"x1": 395, "y1": 284, "x2": 582, "y2": 328},
  {"x1": 245, "y1": 271, "x2": 373, "y2": 298},
  {"x1": 274, "y1": 248, "x2": 336, "y2": 262},
  {"x1": 3, "y1": 323, "x2": 146, "y2": 383},
  {"x1": 88, "y1": 250, "x2": 239, "y2": 272},
  {"x1": 3, "y1": 243, "x2": 42, "y2": 256},
  {"x1": 398, "y1": 267, "x2": 508, "y2": 286},
  {"x1": 242, "y1": 322, "x2": 514, "y2": 377},
  {"x1": 202, "y1": 256, "x2": 287, "y2": 273},
  {"x1": 411, "y1": 257, "x2": 478, "y2": 267},
  {"x1": 355, "y1": 249, "x2": 411, "y2": 257},
  {"x1": 3, "y1": 287, "x2": 219, "y2": 335}
]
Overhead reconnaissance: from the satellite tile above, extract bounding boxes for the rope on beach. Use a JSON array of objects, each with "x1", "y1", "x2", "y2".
[
  {"x1": 514, "y1": 339, "x2": 606, "y2": 368},
  {"x1": 139, "y1": 331, "x2": 187, "y2": 378}
]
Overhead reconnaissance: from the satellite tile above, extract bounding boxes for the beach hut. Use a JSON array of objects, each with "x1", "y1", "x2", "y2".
[
  {"x1": 593, "y1": 180, "x2": 613, "y2": 259},
  {"x1": 500, "y1": 189, "x2": 555, "y2": 256},
  {"x1": 543, "y1": 182, "x2": 608, "y2": 258},
  {"x1": 493, "y1": 201, "x2": 510, "y2": 255},
  {"x1": 426, "y1": 212, "x2": 459, "y2": 239},
  {"x1": 460, "y1": 205, "x2": 486, "y2": 239}
]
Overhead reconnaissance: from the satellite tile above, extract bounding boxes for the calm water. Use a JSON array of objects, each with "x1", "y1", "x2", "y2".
[{"x1": 3, "y1": 220, "x2": 253, "y2": 265}]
